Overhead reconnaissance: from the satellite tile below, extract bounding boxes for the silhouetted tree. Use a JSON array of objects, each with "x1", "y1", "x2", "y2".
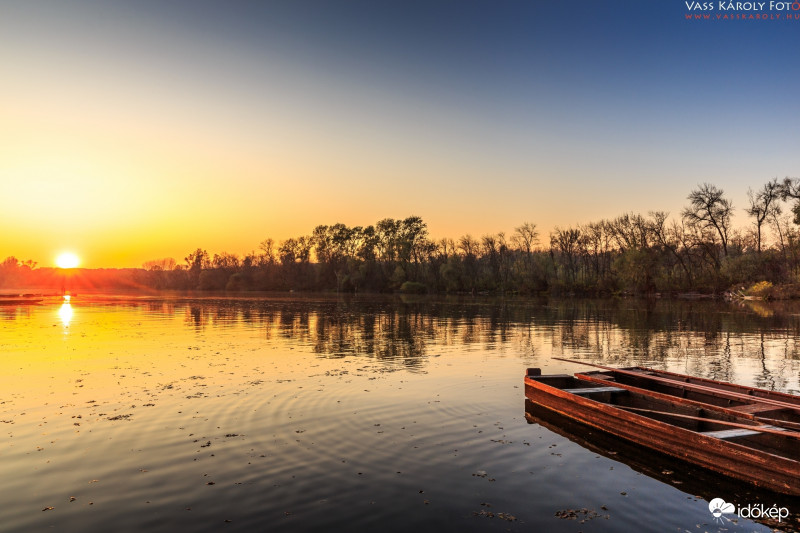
[
  {"x1": 778, "y1": 176, "x2": 800, "y2": 224},
  {"x1": 143, "y1": 258, "x2": 176, "y2": 271},
  {"x1": 550, "y1": 227, "x2": 582, "y2": 287},
  {"x1": 682, "y1": 183, "x2": 733, "y2": 258},
  {"x1": 747, "y1": 178, "x2": 781, "y2": 254},
  {"x1": 185, "y1": 248, "x2": 209, "y2": 288}
]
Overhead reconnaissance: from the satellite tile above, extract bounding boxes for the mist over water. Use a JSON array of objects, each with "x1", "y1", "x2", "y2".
[{"x1": 1, "y1": 294, "x2": 798, "y2": 532}]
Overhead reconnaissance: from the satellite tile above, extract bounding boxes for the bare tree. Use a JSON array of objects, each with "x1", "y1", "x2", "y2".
[
  {"x1": 770, "y1": 213, "x2": 799, "y2": 274},
  {"x1": 512, "y1": 222, "x2": 538, "y2": 255},
  {"x1": 778, "y1": 176, "x2": 800, "y2": 225},
  {"x1": 649, "y1": 211, "x2": 692, "y2": 284},
  {"x1": 457, "y1": 234, "x2": 479, "y2": 258},
  {"x1": 278, "y1": 239, "x2": 300, "y2": 265},
  {"x1": 212, "y1": 252, "x2": 240, "y2": 269},
  {"x1": 582, "y1": 221, "x2": 612, "y2": 283},
  {"x1": 142, "y1": 258, "x2": 176, "y2": 271},
  {"x1": 436, "y1": 238, "x2": 456, "y2": 260},
  {"x1": 746, "y1": 178, "x2": 781, "y2": 254},
  {"x1": 681, "y1": 183, "x2": 733, "y2": 257},
  {"x1": 259, "y1": 239, "x2": 276, "y2": 264},
  {"x1": 550, "y1": 227, "x2": 582, "y2": 284},
  {"x1": 607, "y1": 213, "x2": 652, "y2": 252},
  {"x1": 457, "y1": 234, "x2": 479, "y2": 290},
  {"x1": 185, "y1": 249, "x2": 209, "y2": 271},
  {"x1": 512, "y1": 222, "x2": 539, "y2": 280}
]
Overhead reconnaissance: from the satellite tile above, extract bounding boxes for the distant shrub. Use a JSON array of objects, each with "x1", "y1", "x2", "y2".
[
  {"x1": 399, "y1": 281, "x2": 426, "y2": 294},
  {"x1": 744, "y1": 281, "x2": 774, "y2": 299}
]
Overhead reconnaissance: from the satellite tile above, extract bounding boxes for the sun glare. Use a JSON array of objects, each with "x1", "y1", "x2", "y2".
[
  {"x1": 58, "y1": 302, "x2": 73, "y2": 327},
  {"x1": 56, "y1": 252, "x2": 80, "y2": 269}
]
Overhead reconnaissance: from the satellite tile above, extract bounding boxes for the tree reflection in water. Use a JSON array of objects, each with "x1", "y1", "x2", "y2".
[
  {"x1": 9, "y1": 293, "x2": 797, "y2": 391},
  {"x1": 134, "y1": 294, "x2": 800, "y2": 392}
]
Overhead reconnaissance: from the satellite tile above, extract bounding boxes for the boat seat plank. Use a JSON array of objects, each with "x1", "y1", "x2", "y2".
[
  {"x1": 727, "y1": 404, "x2": 774, "y2": 414},
  {"x1": 565, "y1": 386, "x2": 627, "y2": 395},
  {"x1": 700, "y1": 428, "x2": 762, "y2": 439},
  {"x1": 700, "y1": 425, "x2": 786, "y2": 439}
]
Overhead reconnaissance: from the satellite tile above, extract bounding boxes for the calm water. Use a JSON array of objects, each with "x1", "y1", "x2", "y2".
[{"x1": 2, "y1": 294, "x2": 799, "y2": 532}]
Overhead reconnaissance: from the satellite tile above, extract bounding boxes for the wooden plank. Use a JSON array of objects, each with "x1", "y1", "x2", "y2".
[
  {"x1": 728, "y1": 404, "x2": 775, "y2": 414},
  {"x1": 565, "y1": 386, "x2": 627, "y2": 395},
  {"x1": 616, "y1": 406, "x2": 800, "y2": 438},
  {"x1": 701, "y1": 428, "x2": 763, "y2": 439},
  {"x1": 702, "y1": 425, "x2": 787, "y2": 439}
]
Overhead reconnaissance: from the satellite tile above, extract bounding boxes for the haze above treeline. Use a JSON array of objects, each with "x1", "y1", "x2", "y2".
[{"x1": 4, "y1": 179, "x2": 800, "y2": 297}]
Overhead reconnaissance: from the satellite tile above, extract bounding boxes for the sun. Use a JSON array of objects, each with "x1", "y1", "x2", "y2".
[{"x1": 56, "y1": 252, "x2": 80, "y2": 269}]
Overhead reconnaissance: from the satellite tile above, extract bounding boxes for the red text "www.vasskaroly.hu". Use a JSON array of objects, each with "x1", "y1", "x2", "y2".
[{"x1": 686, "y1": 12, "x2": 800, "y2": 18}]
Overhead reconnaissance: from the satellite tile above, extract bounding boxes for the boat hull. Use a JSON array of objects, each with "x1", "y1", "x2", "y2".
[{"x1": 524, "y1": 371, "x2": 800, "y2": 496}]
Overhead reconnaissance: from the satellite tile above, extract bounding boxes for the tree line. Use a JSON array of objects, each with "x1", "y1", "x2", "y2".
[{"x1": 3, "y1": 178, "x2": 800, "y2": 296}]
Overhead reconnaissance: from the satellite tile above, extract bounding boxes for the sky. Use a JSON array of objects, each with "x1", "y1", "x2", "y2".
[{"x1": 1, "y1": 0, "x2": 799, "y2": 268}]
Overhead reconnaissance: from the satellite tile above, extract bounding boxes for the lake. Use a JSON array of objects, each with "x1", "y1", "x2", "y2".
[{"x1": 2, "y1": 294, "x2": 799, "y2": 532}]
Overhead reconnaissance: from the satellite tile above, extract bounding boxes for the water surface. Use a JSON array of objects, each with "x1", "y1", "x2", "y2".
[{"x1": 2, "y1": 294, "x2": 799, "y2": 532}]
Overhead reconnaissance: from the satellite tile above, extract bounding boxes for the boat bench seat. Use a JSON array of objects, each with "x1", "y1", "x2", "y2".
[
  {"x1": 565, "y1": 386, "x2": 627, "y2": 396},
  {"x1": 727, "y1": 404, "x2": 775, "y2": 415},
  {"x1": 700, "y1": 426, "x2": 784, "y2": 440}
]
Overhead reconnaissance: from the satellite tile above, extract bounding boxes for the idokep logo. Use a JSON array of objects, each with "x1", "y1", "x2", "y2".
[
  {"x1": 709, "y1": 497, "x2": 791, "y2": 523},
  {"x1": 709, "y1": 498, "x2": 736, "y2": 519}
]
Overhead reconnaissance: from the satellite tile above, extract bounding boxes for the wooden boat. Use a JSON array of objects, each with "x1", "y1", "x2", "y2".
[{"x1": 524, "y1": 367, "x2": 800, "y2": 495}]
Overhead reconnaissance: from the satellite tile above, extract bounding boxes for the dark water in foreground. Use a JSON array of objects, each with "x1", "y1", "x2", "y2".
[{"x1": 1, "y1": 294, "x2": 799, "y2": 532}]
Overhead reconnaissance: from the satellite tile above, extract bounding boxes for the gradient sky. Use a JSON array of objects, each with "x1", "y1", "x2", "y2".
[{"x1": 2, "y1": 0, "x2": 799, "y2": 268}]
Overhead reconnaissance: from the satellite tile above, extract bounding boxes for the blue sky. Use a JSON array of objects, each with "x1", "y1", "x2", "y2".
[{"x1": 1, "y1": 0, "x2": 799, "y2": 266}]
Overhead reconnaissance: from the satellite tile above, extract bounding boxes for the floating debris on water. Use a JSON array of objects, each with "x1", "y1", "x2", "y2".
[
  {"x1": 554, "y1": 508, "x2": 609, "y2": 522},
  {"x1": 473, "y1": 509, "x2": 516, "y2": 521}
]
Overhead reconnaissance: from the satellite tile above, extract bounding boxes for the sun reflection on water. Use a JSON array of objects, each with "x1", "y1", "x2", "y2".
[{"x1": 58, "y1": 302, "x2": 73, "y2": 328}]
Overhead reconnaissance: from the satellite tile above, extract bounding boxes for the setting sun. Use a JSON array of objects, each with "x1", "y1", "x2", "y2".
[{"x1": 55, "y1": 252, "x2": 80, "y2": 269}]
